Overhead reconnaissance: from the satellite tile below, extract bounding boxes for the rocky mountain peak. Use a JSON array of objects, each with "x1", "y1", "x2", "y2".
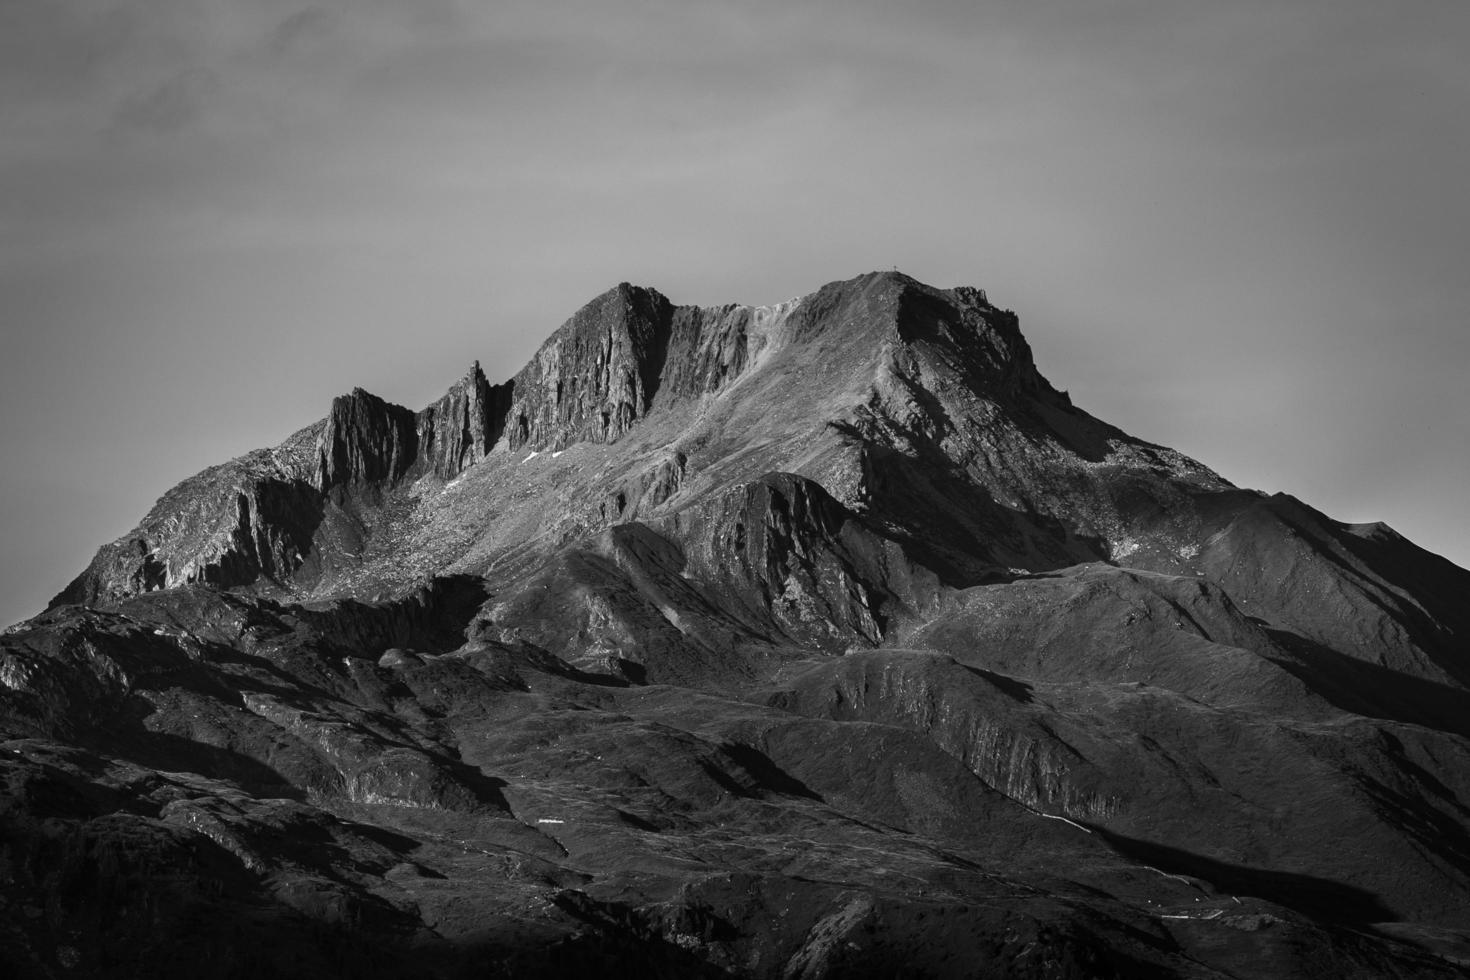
[
  {"x1": 312, "y1": 360, "x2": 515, "y2": 496},
  {"x1": 315, "y1": 388, "x2": 417, "y2": 493},
  {"x1": 14, "y1": 270, "x2": 1470, "y2": 978},
  {"x1": 418, "y1": 359, "x2": 511, "y2": 480},
  {"x1": 48, "y1": 272, "x2": 1221, "y2": 611},
  {"x1": 502, "y1": 282, "x2": 674, "y2": 452},
  {"x1": 845, "y1": 271, "x2": 1052, "y2": 397}
]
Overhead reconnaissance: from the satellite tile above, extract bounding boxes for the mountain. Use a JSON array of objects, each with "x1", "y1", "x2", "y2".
[{"x1": 5, "y1": 271, "x2": 1469, "y2": 978}]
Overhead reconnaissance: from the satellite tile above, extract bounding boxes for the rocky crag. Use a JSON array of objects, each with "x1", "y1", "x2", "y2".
[{"x1": 5, "y1": 271, "x2": 1469, "y2": 978}]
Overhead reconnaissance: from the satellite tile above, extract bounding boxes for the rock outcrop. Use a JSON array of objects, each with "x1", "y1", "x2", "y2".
[
  {"x1": 53, "y1": 464, "x2": 325, "y2": 606},
  {"x1": 417, "y1": 362, "x2": 512, "y2": 479},
  {"x1": 660, "y1": 472, "x2": 930, "y2": 649},
  {"x1": 316, "y1": 364, "x2": 516, "y2": 492},
  {"x1": 503, "y1": 283, "x2": 673, "y2": 451},
  {"x1": 315, "y1": 388, "x2": 419, "y2": 492}
]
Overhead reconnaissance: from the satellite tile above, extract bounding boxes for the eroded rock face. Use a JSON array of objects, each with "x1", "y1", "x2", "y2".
[
  {"x1": 660, "y1": 473, "x2": 930, "y2": 649},
  {"x1": 504, "y1": 283, "x2": 673, "y2": 452},
  {"x1": 12, "y1": 271, "x2": 1470, "y2": 978},
  {"x1": 417, "y1": 362, "x2": 513, "y2": 479},
  {"x1": 315, "y1": 388, "x2": 419, "y2": 492},
  {"x1": 54, "y1": 472, "x2": 325, "y2": 606},
  {"x1": 658, "y1": 302, "x2": 766, "y2": 400},
  {"x1": 317, "y1": 365, "x2": 518, "y2": 492}
]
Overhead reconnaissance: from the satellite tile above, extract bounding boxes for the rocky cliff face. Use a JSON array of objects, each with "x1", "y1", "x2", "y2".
[
  {"x1": 10, "y1": 271, "x2": 1470, "y2": 978},
  {"x1": 52, "y1": 445, "x2": 326, "y2": 606},
  {"x1": 316, "y1": 363, "x2": 515, "y2": 492},
  {"x1": 417, "y1": 362, "x2": 512, "y2": 479},
  {"x1": 315, "y1": 388, "x2": 419, "y2": 492},
  {"x1": 504, "y1": 283, "x2": 672, "y2": 451}
]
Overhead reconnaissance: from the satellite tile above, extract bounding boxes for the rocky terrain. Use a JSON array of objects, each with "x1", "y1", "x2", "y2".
[{"x1": 4, "y1": 270, "x2": 1469, "y2": 978}]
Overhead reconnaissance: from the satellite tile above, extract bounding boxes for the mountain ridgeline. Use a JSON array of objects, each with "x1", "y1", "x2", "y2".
[
  {"x1": 55, "y1": 274, "x2": 1184, "y2": 605},
  {"x1": 6, "y1": 271, "x2": 1470, "y2": 979}
]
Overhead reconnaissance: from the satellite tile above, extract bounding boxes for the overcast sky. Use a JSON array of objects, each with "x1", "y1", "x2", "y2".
[{"x1": 2, "y1": 0, "x2": 1467, "y2": 626}]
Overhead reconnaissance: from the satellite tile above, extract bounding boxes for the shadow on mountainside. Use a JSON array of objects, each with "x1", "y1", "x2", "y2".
[
  {"x1": 1264, "y1": 627, "x2": 1470, "y2": 740},
  {"x1": 841, "y1": 432, "x2": 1108, "y2": 584},
  {"x1": 97, "y1": 728, "x2": 310, "y2": 800},
  {"x1": 1091, "y1": 828, "x2": 1396, "y2": 925}
]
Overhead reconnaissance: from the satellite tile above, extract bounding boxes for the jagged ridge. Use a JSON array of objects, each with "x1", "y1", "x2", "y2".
[{"x1": 55, "y1": 272, "x2": 1200, "y2": 610}]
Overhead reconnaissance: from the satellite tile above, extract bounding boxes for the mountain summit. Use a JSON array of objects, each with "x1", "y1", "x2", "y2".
[
  {"x1": 6, "y1": 272, "x2": 1470, "y2": 978},
  {"x1": 58, "y1": 272, "x2": 1223, "y2": 605}
]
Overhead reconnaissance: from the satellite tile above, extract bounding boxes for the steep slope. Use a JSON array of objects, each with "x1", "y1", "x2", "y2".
[{"x1": 8, "y1": 271, "x2": 1470, "y2": 978}]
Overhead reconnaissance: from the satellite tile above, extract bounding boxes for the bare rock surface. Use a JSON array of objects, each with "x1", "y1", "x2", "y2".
[{"x1": 6, "y1": 271, "x2": 1470, "y2": 978}]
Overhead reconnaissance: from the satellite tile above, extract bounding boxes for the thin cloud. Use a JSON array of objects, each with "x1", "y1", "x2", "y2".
[
  {"x1": 269, "y1": 7, "x2": 336, "y2": 58},
  {"x1": 113, "y1": 66, "x2": 220, "y2": 134}
]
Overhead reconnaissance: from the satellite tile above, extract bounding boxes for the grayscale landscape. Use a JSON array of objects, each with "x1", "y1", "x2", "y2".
[
  {"x1": 5, "y1": 271, "x2": 1470, "y2": 977},
  {"x1": 3, "y1": 3, "x2": 1467, "y2": 978}
]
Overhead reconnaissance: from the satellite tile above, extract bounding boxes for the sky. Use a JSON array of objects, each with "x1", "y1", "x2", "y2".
[{"x1": 2, "y1": 0, "x2": 1467, "y2": 626}]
